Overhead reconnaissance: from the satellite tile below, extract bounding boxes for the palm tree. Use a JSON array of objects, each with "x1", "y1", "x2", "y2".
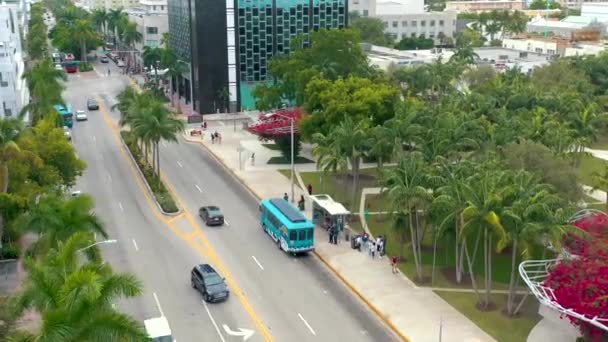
[
  {"x1": 91, "y1": 8, "x2": 108, "y2": 37},
  {"x1": 165, "y1": 59, "x2": 188, "y2": 112},
  {"x1": 112, "y1": 86, "x2": 141, "y2": 126},
  {"x1": 568, "y1": 103, "x2": 606, "y2": 166},
  {"x1": 0, "y1": 117, "x2": 23, "y2": 250},
  {"x1": 461, "y1": 170, "x2": 509, "y2": 308},
  {"x1": 130, "y1": 101, "x2": 184, "y2": 177},
  {"x1": 14, "y1": 234, "x2": 147, "y2": 342},
  {"x1": 591, "y1": 163, "x2": 608, "y2": 210},
  {"x1": 121, "y1": 21, "x2": 143, "y2": 71},
  {"x1": 142, "y1": 46, "x2": 163, "y2": 87},
  {"x1": 22, "y1": 60, "x2": 67, "y2": 122},
  {"x1": 73, "y1": 19, "x2": 98, "y2": 64},
  {"x1": 330, "y1": 117, "x2": 368, "y2": 209},
  {"x1": 365, "y1": 125, "x2": 393, "y2": 169},
  {"x1": 107, "y1": 8, "x2": 127, "y2": 48},
  {"x1": 383, "y1": 154, "x2": 432, "y2": 281},
  {"x1": 160, "y1": 32, "x2": 170, "y2": 48},
  {"x1": 14, "y1": 193, "x2": 108, "y2": 255},
  {"x1": 312, "y1": 132, "x2": 348, "y2": 197}
]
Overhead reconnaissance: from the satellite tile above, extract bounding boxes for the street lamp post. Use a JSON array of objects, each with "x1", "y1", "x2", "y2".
[
  {"x1": 274, "y1": 112, "x2": 295, "y2": 203},
  {"x1": 77, "y1": 239, "x2": 118, "y2": 253}
]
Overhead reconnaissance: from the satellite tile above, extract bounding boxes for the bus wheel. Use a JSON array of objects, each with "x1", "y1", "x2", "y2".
[{"x1": 277, "y1": 239, "x2": 281, "y2": 251}]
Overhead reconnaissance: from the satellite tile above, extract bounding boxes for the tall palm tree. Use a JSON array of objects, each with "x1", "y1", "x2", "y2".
[
  {"x1": 142, "y1": 46, "x2": 163, "y2": 87},
  {"x1": 14, "y1": 234, "x2": 147, "y2": 342},
  {"x1": 165, "y1": 59, "x2": 188, "y2": 111},
  {"x1": 112, "y1": 86, "x2": 141, "y2": 126},
  {"x1": 14, "y1": 193, "x2": 107, "y2": 256},
  {"x1": 461, "y1": 170, "x2": 509, "y2": 308},
  {"x1": 312, "y1": 132, "x2": 348, "y2": 198},
  {"x1": 130, "y1": 101, "x2": 184, "y2": 177},
  {"x1": 107, "y1": 8, "x2": 127, "y2": 48},
  {"x1": 568, "y1": 103, "x2": 606, "y2": 166},
  {"x1": 121, "y1": 21, "x2": 143, "y2": 71},
  {"x1": 330, "y1": 117, "x2": 368, "y2": 208},
  {"x1": 73, "y1": 19, "x2": 98, "y2": 64},
  {"x1": 384, "y1": 154, "x2": 432, "y2": 281},
  {"x1": 22, "y1": 60, "x2": 67, "y2": 122},
  {"x1": 91, "y1": 8, "x2": 108, "y2": 37},
  {"x1": 0, "y1": 117, "x2": 23, "y2": 250}
]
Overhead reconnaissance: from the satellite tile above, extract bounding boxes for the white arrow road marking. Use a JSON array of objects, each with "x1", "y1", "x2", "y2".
[
  {"x1": 176, "y1": 161, "x2": 183, "y2": 168},
  {"x1": 132, "y1": 239, "x2": 139, "y2": 251},
  {"x1": 251, "y1": 256, "x2": 264, "y2": 270},
  {"x1": 195, "y1": 184, "x2": 202, "y2": 193},
  {"x1": 298, "y1": 313, "x2": 316, "y2": 335},
  {"x1": 152, "y1": 292, "x2": 165, "y2": 317},
  {"x1": 222, "y1": 325, "x2": 255, "y2": 341},
  {"x1": 202, "y1": 301, "x2": 226, "y2": 342},
  {"x1": 118, "y1": 202, "x2": 124, "y2": 212}
]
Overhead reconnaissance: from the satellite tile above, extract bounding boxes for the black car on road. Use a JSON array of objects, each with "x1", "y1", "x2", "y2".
[
  {"x1": 199, "y1": 206, "x2": 224, "y2": 226},
  {"x1": 87, "y1": 99, "x2": 99, "y2": 110},
  {"x1": 191, "y1": 264, "x2": 229, "y2": 302}
]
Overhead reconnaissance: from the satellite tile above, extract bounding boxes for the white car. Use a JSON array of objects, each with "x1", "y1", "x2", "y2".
[
  {"x1": 117, "y1": 60, "x2": 125, "y2": 67},
  {"x1": 70, "y1": 190, "x2": 82, "y2": 197},
  {"x1": 63, "y1": 126, "x2": 71, "y2": 140},
  {"x1": 54, "y1": 63, "x2": 63, "y2": 70},
  {"x1": 76, "y1": 110, "x2": 88, "y2": 121}
]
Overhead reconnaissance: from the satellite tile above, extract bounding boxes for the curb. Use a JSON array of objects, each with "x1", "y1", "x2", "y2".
[
  {"x1": 182, "y1": 133, "x2": 410, "y2": 342},
  {"x1": 120, "y1": 134, "x2": 182, "y2": 217}
]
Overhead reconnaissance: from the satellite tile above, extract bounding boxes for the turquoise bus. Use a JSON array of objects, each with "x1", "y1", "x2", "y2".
[
  {"x1": 260, "y1": 198, "x2": 315, "y2": 254},
  {"x1": 54, "y1": 104, "x2": 73, "y2": 128}
]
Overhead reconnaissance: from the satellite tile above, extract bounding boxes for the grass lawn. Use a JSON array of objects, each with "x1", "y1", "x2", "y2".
[
  {"x1": 267, "y1": 156, "x2": 314, "y2": 164},
  {"x1": 366, "y1": 214, "x2": 522, "y2": 290},
  {"x1": 435, "y1": 291, "x2": 541, "y2": 342},
  {"x1": 297, "y1": 168, "x2": 383, "y2": 211},
  {"x1": 578, "y1": 154, "x2": 606, "y2": 189}
]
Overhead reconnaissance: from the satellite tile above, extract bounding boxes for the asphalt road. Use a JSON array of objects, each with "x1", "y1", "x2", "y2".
[{"x1": 63, "y1": 56, "x2": 398, "y2": 342}]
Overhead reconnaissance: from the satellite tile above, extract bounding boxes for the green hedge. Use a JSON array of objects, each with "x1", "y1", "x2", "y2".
[
  {"x1": 0, "y1": 243, "x2": 20, "y2": 260},
  {"x1": 79, "y1": 62, "x2": 93, "y2": 72},
  {"x1": 121, "y1": 131, "x2": 179, "y2": 213}
]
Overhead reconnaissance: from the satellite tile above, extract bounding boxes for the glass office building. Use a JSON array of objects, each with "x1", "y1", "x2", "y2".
[
  {"x1": 169, "y1": 0, "x2": 347, "y2": 114},
  {"x1": 167, "y1": 0, "x2": 193, "y2": 105}
]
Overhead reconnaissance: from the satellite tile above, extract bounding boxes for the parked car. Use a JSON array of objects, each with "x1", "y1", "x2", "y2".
[
  {"x1": 100, "y1": 56, "x2": 109, "y2": 63},
  {"x1": 191, "y1": 264, "x2": 229, "y2": 303},
  {"x1": 75, "y1": 110, "x2": 87, "y2": 121},
  {"x1": 116, "y1": 60, "x2": 125, "y2": 67},
  {"x1": 63, "y1": 126, "x2": 71, "y2": 141},
  {"x1": 54, "y1": 63, "x2": 63, "y2": 70},
  {"x1": 198, "y1": 206, "x2": 224, "y2": 226},
  {"x1": 87, "y1": 99, "x2": 99, "y2": 110}
]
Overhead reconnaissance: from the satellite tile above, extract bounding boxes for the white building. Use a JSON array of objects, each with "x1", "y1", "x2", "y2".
[
  {"x1": 351, "y1": 0, "x2": 458, "y2": 43},
  {"x1": 503, "y1": 37, "x2": 607, "y2": 56},
  {"x1": 126, "y1": 0, "x2": 168, "y2": 70},
  {"x1": 0, "y1": 0, "x2": 29, "y2": 120}
]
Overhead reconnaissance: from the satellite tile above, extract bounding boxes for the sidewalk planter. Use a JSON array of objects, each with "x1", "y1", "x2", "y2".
[{"x1": 120, "y1": 131, "x2": 180, "y2": 214}]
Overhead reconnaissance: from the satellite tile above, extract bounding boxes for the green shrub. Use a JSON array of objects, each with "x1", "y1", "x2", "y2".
[
  {"x1": 0, "y1": 243, "x2": 20, "y2": 260},
  {"x1": 120, "y1": 131, "x2": 179, "y2": 213}
]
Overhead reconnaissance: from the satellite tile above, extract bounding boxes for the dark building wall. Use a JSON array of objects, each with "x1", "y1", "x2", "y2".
[{"x1": 191, "y1": 0, "x2": 229, "y2": 114}]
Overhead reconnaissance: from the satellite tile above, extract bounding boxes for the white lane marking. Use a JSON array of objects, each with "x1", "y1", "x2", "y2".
[
  {"x1": 298, "y1": 313, "x2": 316, "y2": 335},
  {"x1": 195, "y1": 184, "x2": 202, "y2": 193},
  {"x1": 224, "y1": 220, "x2": 230, "y2": 227},
  {"x1": 92, "y1": 135, "x2": 96, "y2": 142},
  {"x1": 218, "y1": 121, "x2": 226, "y2": 126},
  {"x1": 251, "y1": 256, "x2": 264, "y2": 270},
  {"x1": 203, "y1": 301, "x2": 226, "y2": 342},
  {"x1": 107, "y1": 172, "x2": 112, "y2": 182},
  {"x1": 132, "y1": 239, "x2": 139, "y2": 251},
  {"x1": 118, "y1": 202, "x2": 124, "y2": 212},
  {"x1": 161, "y1": 142, "x2": 167, "y2": 148},
  {"x1": 99, "y1": 153, "x2": 104, "y2": 160},
  {"x1": 177, "y1": 161, "x2": 183, "y2": 168},
  {"x1": 153, "y1": 292, "x2": 165, "y2": 317}
]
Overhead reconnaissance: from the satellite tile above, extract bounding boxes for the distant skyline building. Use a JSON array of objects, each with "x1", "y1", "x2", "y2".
[{"x1": 168, "y1": 0, "x2": 347, "y2": 114}]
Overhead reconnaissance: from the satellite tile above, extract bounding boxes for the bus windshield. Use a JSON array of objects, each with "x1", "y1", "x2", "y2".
[{"x1": 54, "y1": 104, "x2": 73, "y2": 128}]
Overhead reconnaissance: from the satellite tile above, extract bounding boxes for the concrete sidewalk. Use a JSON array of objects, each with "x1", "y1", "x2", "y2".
[{"x1": 181, "y1": 125, "x2": 496, "y2": 342}]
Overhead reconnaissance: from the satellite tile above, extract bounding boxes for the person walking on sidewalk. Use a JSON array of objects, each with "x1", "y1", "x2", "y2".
[
  {"x1": 378, "y1": 237, "x2": 385, "y2": 259},
  {"x1": 362, "y1": 233, "x2": 369, "y2": 252},
  {"x1": 307, "y1": 183, "x2": 313, "y2": 195},
  {"x1": 251, "y1": 153, "x2": 255, "y2": 166},
  {"x1": 283, "y1": 193, "x2": 289, "y2": 201},
  {"x1": 391, "y1": 256, "x2": 398, "y2": 274},
  {"x1": 371, "y1": 241, "x2": 376, "y2": 258}
]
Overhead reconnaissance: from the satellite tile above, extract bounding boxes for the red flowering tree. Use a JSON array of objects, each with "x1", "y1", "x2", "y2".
[
  {"x1": 247, "y1": 107, "x2": 304, "y2": 161},
  {"x1": 544, "y1": 211, "x2": 608, "y2": 341}
]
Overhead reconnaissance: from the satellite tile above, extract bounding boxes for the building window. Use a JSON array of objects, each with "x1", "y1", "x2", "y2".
[
  {"x1": 411, "y1": 32, "x2": 416, "y2": 37},
  {"x1": 392, "y1": 21, "x2": 398, "y2": 28},
  {"x1": 3, "y1": 102, "x2": 12, "y2": 117},
  {"x1": 421, "y1": 20, "x2": 426, "y2": 27},
  {"x1": 146, "y1": 27, "x2": 158, "y2": 34},
  {"x1": 402, "y1": 20, "x2": 407, "y2": 27},
  {"x1": 439, "y1": 20, "x2": 444, "y2": 26},
  {"x1": 420, "y1": 33, "x2": 426, "y2": 38},
  {"x1": 0, "y1": 73, "x2": 7, "y2": 87},
  {"x1": 411, "y1": 20, "x2": 417, "y2": 27},
  {"x1": 145, "y1": 39, "x2": 158, "y2": 47},
  {"x1": 363, "y1": 9, "x2": 368, "y2": 16},
  {"x1": 383, "y1": 21, "x2": 388, "y2": 28},
  {"x1": 161, "y1": 5, "x2": 164, "y2": 10},
  {"x1": 153, "y1": 5, "x2": 156, "y2": 10},
  {"x1": 430, "y1": 20, "x2": 435, "y2": 27}
]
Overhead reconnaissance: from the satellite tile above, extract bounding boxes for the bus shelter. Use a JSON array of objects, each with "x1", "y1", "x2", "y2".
[{"x1": 310, "y1": 194, "x2": 350, "y2": 232}]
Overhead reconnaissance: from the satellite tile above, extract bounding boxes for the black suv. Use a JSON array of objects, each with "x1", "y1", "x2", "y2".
[
  {"x1": 191, "y1": 264, "x2": 229, "y2": 302},
  {"x1": 87, "y1": 99, "x2": 99, "y2": 110},
  {"x1": 198, "y1": 206, "x2": 224, "y2": 226}
]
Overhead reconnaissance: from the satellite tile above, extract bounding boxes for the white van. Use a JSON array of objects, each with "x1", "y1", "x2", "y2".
[{"x1": 144, "y1": 317, "x2": 173, "y2": 342}]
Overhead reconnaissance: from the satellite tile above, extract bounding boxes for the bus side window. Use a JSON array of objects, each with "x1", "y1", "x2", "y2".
[
  {"x1": 298, "y1": 230, "x2": 306, "y2": 241},
  {"x1": 307, "y1": 229, "x2": 314, "y2": 240},
  {"x1": 289, "y1": 230, "x2": 297, "y2": 241}
]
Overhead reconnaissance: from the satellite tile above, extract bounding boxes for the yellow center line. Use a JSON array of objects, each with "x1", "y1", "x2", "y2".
[
  {"x1": 96, "y1": 98, "x2": 274, "y2": 342},
  {"x1": 167, "y1": 213, "x2": 186, "y2": 223}
]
